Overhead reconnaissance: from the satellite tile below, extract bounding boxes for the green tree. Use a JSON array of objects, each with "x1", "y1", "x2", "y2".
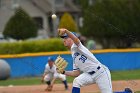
[
  {"x1": 80, "y1": 0, "x2": 140, "y2": 48},
  {"x1": 3, "y1": 7, "x2": 37, "y2": 40},
  {"x1": 58, "y1": 12, "x2": 78, "y2": 32}
]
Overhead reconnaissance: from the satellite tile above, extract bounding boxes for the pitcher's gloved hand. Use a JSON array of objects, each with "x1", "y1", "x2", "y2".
[{"x1": 55, "y1": 56, "x2": 68, "y2": 74}]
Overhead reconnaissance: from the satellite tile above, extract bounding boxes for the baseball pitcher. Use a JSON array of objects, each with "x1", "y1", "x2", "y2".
[{"x1": 55, "y1": 28, "x2": 112, "y2": 93}]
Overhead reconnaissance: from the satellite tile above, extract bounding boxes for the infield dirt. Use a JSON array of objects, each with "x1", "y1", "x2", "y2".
[{"x1": 0, "y1": 80, "x2": 140, "y2": 93}]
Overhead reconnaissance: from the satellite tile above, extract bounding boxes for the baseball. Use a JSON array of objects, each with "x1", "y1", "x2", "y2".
[{"x1": 52, "y1": 14, "x2": 57, "y2": 19}]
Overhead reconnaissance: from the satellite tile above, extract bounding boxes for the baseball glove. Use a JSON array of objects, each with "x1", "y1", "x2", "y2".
[{"x1": 55, "y1": 56, "x2": 68, "y2": 74}]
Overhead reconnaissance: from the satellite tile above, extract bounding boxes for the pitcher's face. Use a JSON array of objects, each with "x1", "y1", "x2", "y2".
[{"x1": 63, "y1": 38, "x2": 73, "y2": 49}]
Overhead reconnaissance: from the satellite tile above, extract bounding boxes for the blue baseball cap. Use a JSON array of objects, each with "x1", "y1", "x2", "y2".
[
  {"x1": 60, "y1": 32, "x2": 79, "y2": 39},
  {"x1": 47, "y1": 56, "x2": 54, "y2": 62}
]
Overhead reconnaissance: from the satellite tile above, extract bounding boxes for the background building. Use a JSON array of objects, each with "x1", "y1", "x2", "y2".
[{"x1": 0, "y1": 0, "x2": 81, "y2": 38}]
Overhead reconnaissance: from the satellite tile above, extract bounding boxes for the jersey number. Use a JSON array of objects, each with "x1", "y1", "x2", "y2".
[
  {"x1": 79, "y1": 55, "x2": 87, "y2": 63},
  {"x1": 73, "y1": 52, "x2": 87, "y2": 63}
]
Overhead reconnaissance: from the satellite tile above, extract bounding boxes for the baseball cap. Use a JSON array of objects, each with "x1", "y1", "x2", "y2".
[
  {"x1": 60, "y1": 32, "x2": 79, "y2": 39},
  {"x1": 47, "y1": 56, "x2": 54, "y2": 62}
]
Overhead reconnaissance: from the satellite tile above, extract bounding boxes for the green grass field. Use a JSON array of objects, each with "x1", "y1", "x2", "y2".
[
  {"x1": 0, "y1": 69, "x2": 140, "y2": 86},
  {"x1": 135, "y1": 92, "x2": 140, "y2": 93},
  {"x1": 111, "y1": 69, "x2": 140, "y2": 80},
  {"x1": 0, "y1": 69, "x2": 140, "y2": 93}
]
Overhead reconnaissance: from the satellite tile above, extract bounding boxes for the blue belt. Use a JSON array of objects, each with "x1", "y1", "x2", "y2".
[{"x1": 88, "y1": 66, "x2": 101, "y2": 75}]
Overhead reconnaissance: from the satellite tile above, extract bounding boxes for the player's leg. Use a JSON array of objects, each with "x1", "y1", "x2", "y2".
[
  {"x1": 44, "y1": 74, "x2": 51, "y2": 85},
  {"x1": 44, "y1": 74, "x2": 53, "y2": 91},
  {"x1": 95, "y1": 66, "x2": 112, "y2": 93},
  {"x1": 72, "y1": 73, "x2": 95, "y2": 93},
  {"x1": 59, "y1": 74, "x2": 68, "y2": 90}
]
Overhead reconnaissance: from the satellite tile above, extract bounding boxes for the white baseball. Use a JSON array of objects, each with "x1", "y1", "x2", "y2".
[{"x1": 52, "y1": 14, "x2": 57, "y2": 19}]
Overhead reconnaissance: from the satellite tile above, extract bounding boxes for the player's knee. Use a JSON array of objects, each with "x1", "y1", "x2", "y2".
[
  {"x1": 61, "y1": 76, "x2": 66, "y2": 81},
  {"x1": 44, "y1": 76, "x2": 50, "y2": 82},
  {"x1": 73, "y1": 78, "x2": 82, "y2": 88},
  {"x1": 44, "y1": 79, "x2": 49, "y2": 82},
  {"x1": 44, "y1": 78, "x2": 50, "y2": 83},
  {"x1": 59, "y1": 74, "x2": 66, "y2": 81}
]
